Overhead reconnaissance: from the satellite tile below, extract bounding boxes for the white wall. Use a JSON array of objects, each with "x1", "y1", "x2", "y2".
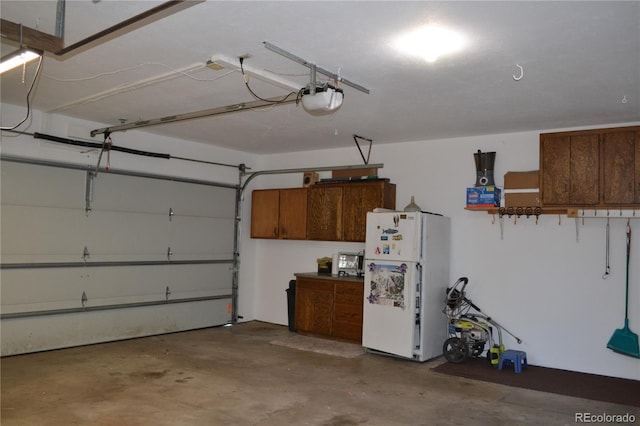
[
  {"x1": 247, "y1": 123, "x2": 640, "y2": 380},
  {"x1": 3, "y1": 105, "x2": 639, "y2": 379}
]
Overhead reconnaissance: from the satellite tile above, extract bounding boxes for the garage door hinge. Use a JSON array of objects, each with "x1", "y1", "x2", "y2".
[
  {"x1": 85, "y1": 171, "x2": 95, "y2": 217},
  {"x1": 81, "y1": 291, "x2": 88, "y2": 308},
  {"x1": 165, "y1": 286, "x2": 171, "y2": 301},
  {"x1": 82, "y1": 246, "x2": 90, "y2": 262},
  {"x1": 169, "y1": 208, "x2": 174, "y2": 221},
  {"x1": 167, "y1": 247, "x2": 173, "y2": 260}
]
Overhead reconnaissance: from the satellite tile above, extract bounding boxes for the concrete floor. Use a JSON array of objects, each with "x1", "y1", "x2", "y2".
[{"x1": 1, "y1": 321, "x2": 638, "y2": 426}]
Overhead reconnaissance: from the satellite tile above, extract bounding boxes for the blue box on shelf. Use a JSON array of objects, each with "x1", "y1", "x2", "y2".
[{"x1": 466, "y1": 186, "x2": 501, "y2": 208}]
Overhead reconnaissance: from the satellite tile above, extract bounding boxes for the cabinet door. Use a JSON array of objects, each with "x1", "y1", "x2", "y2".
[
  {"x1": 251, "y1": 190, "x2": 279, "y2": 238},
  {"x1": 333, "y1": 282, "x2": 364, "y2": 342},
  {"x1": 540, "y1": 134, "x2": 599, "y2": 206},
  {"x1": 295, "y1": 278, "x2": 334, "y2": 336},
  {"x1": 307, "y1": 186, "x2": 343, "y2": 240},
  {"x1": 342, "y1": 182, "x2": 396, "y2": 242},
  {"x1": 279, "y1": 188, "x2": 307, "y2": 239},
  {"x1": 603, "y1": 131, "x2": 636, "y2": 204},
  {"x1": 541, "y1": 135, "x2": 571, "y2": 205},
  {"x1": 342, "y1": 184, "x2": 380, "y2": 242},
  {"x1": 342, "y1": 185, "x2": 365, "y2": 242},
  {"x1": 570, "y1": 134, "x2": 599, "y2": 205}
]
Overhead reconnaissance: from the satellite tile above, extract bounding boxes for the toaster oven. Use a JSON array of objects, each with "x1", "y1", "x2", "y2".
[{"x1": 337, "y1": 251, "x2": 364, "y2": 277}]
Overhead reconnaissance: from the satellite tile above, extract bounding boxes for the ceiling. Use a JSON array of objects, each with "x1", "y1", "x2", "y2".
[{"x1": 1, "y1": 1, "x2": 639, "y2": 155}]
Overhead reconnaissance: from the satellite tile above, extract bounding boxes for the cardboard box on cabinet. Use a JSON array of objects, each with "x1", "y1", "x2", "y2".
[
  {"x1": 504, "y1": 170, "x2": 540, "y2": 207},
  {"x1": 504, "y1": 170, "x2": 539, "y2": 189},
  {"x1": 505, "y1": 192, "x2": 540, "y2": 207}
]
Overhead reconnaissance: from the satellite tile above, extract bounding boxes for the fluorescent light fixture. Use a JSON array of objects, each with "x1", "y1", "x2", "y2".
[
  {"x1": 0, "y1": 48, "x2": 42, "y2": 74},
  {"x1": 394, "y1": 25, "x2": 465, "y2": 62}
]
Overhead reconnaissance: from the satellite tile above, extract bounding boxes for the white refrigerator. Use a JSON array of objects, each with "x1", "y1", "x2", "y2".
[{"x1": 362, "y1": 211, "x2": 450, "y2": 361}]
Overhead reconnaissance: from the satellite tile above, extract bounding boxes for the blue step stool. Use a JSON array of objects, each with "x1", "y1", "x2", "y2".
[{"x1": 498, "y1": 350, "x2": 527, "y2": 373}]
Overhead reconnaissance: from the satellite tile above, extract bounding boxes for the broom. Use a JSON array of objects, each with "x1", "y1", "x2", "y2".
[{"x1": 607, "y1": 220, "x2": 640, "y2": 358}]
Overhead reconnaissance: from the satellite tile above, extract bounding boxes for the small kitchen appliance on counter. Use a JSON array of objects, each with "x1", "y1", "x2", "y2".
[{"x1": 337, "y1": 251, "x2": 364, "y2": 277}]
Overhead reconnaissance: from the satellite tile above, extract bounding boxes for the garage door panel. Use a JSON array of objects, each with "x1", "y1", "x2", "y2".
[
  {"x1": 74, "y1": 266, "x2": 177, "y2": 306},
  {"x1": 0, "y1": 268, "x2": 88, "y2": 314},
  {"x1": 1, "y1": 162, "x2": 85, "y2": 208},
  {"x1": 91, "y1": 173, "x2": 172, "y2": 214},
  {"x1": 169, "y1": 181, "x2": 236, "y2": 217},
  {"x1": 84, "y1": 211, "x2": 169, "y2": 261},
  {"x1": 169, "y1": 216, "x2": 235, "y2": 260},
  {"x1": 1, "y1": 263, "x2": 232, "y2": 314},
  {"x1": 1, "y1": 205, "x2": 87, "y2": 262},
  {"x1": 1, "y1": 299, "x2": 232, "y2": 356},
  {"x1": 167, "y1": 263, "x2": 233, "y2": 295},
  {"x1": 84, "y1": 264, "x2": 232, "y2": 302}
]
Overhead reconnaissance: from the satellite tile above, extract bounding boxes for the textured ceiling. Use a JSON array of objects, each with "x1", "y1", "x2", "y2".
[{"x1": 1, "y1": 1, "x2": 639, "y2": 154}]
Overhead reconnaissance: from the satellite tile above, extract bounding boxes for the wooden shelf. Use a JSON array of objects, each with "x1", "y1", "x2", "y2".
[
  {"x1": 465, "y1": 207, "x2": 568, "y2": 215},
  {"x1": 567, "y1": 208, "x2": 640, "y2": 218}
]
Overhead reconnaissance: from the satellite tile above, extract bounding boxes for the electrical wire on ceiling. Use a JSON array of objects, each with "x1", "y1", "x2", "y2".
[
  {"x1": 0, "y1": 55, "x2": 43, "y2": 131},
  {"x1": 239, "y1": 57, "x2": 296, "y2": 104}
]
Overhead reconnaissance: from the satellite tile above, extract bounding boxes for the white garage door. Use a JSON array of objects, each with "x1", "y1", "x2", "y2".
[{"x1": 1, "y1": 159, "x2": 238, "y2": 355}]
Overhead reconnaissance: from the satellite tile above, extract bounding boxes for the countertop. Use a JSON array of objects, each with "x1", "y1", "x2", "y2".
[{"x1": 294, "y1": 272, "x2": 364, "y2": 283}]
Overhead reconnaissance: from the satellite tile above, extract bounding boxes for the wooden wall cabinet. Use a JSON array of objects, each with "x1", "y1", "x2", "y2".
[
  {"x1": 295, "y1": 274, "x2": 364, "y2": 343},
  {"x1": 540, "y1": 126, "x2": 640, "y2": 208},
  {"x1": 251, "y1": 180, "x2": 395, "y2": 242},
  {"x1": 306, "y1": 185, "x2": 344, "y2": 241},
  {"x1": 251, "y1": 188, "x2": 308, "y2": 239},
  {"x1": 602, "y1": 130, "x2": 638, "y2": 204},
  {"x1": 307, "y1": 181, "x2": 396, "y2": 242}
]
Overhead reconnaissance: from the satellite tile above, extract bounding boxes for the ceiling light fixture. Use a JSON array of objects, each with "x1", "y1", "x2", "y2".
[
  {"x1": 394, "y1": 24, "x2": 465, "y2": 63},
  {"x1": 0, "y1": 48, "x2": 42, "y2": 74}
]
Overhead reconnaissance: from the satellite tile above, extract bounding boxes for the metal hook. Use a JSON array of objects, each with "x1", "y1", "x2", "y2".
[{"x1": 513, "y1": 64, "x2": 524, "y2": 81}]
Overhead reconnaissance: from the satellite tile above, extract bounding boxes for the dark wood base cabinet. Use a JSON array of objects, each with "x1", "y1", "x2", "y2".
[{"x1": 294, "y1": 274, "x2": 364, "y2": 343}]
